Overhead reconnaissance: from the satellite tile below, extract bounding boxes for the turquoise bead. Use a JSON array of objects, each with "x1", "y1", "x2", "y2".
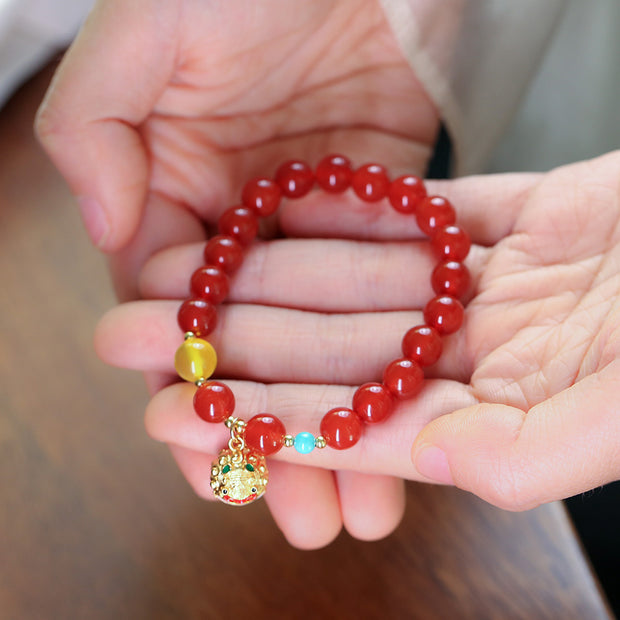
[{"x1": 294, "y1": 432, "x2": 315, "y2": 454}]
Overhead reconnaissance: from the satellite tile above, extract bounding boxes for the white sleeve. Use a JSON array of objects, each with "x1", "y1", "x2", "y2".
[
  {"x1": 487, "y1": 0, "x2": 620, "y2": 173},
  {"x1": 379, "y1": 0, "x2": 566, "y2": 175},
  {"x1": 0, "y1": 0, "x2": 94, "y2": 108}
]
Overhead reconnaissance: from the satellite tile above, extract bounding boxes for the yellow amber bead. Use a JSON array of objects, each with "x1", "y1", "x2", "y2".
[{"x1": 174, "y1": 337, "x2": 217, "y2": 383}]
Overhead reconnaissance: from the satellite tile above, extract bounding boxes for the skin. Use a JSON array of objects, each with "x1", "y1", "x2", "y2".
[
  {"x1": 36, "y1": 0, "x2": 437, "y2": 298},
  {"x1": 95, "y1": 154, "x2": 620, "y2": 548},
  {"x1": 36, "y1": 0, "x2": 437, "y2": 548},
  {"x1": 36, "y1": 0, "x2": 620, "y2": 548}
]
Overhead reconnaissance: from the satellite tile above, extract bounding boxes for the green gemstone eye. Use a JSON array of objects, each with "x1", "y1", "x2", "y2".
[
  {"x1": 245, "y1": 463, "x2": 255, "y2": 472},
  {"x1": 222, "y1": 465, "x2": 231, "y2": 474}
]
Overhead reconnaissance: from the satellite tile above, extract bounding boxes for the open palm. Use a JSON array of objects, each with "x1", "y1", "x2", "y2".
[
  {"x1": 36, "y1": 0, "x2": 437, "y2": 299},
  {"x1": 37, "y1": 0, "x2": 620, "y2": 548},
  {"x1": 96, "y1": 152, "x2": 620, "y2": 547}
]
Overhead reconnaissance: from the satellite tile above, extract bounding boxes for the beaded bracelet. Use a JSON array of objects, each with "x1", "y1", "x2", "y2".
[{"x1": 173, "y1": 155, "x2": 470, "y2": 506}]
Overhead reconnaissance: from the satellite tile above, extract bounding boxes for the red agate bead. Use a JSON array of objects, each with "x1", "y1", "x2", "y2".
[
  {"x1": 402, "y1": 325, "x2": 442, "y2": 367},
  {"x1": 416, "y1": 196, "x2": 456, "y2": 236},
  {"x1": 320, "y1": 407, "x2": 363, "y2": 450},
  {"x1": 242, "y1": 178, "x2": 281, "y2": 216},
  {"x1": 204, "y1": 235, "x2": 244, "y2": 273},
  {"x1": 431, "y1": 224, "x2": 471, "y2": 261},
  {"x1": 424, "y1": 295, "x2": 464, "y2": 335},
  {"x1": 351, "y1": 163, "x2": 390, "y2": 202},
  {"x1": 193, "y1": 381, "x2": 235, "y2": 424},
  {"x1": 352, "y1": 383, "x2": 394, "y2": 424},
  {"x1": 383, "y1": 358, "x2": 424, "y2": 399},
  {"x1": 218, "y1": 206, "x2": 259, "y2": 246},
  {"x1": 177, "y1": 299, "x2": 217, "y2": 337},
  {"x1": 190, "y1": 265, "x2": 229, "y2": 304},
  {"x1": 245, "y1": 414, "x2": 286, "y2": 455},
  {"x1": 275, "y1": 160, "x2": 315, "y2": 198},
  {"x1": 431, "y1": 261, "x2": 470, "y2": 298},
  {"x1": 388, "y1": 175, "x2": 427, "y2": 214},
  {"x1": 315, "y1": 154, "x2": 353, "y2": 193}
]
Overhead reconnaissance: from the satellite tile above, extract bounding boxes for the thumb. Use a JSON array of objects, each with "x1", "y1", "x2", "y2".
[
  {"x1": 412, "y1": 363, "x2": 620, "y2": 511},
  {"x1": 35, "y1": 0, "x2": 180, "y2": 251}
]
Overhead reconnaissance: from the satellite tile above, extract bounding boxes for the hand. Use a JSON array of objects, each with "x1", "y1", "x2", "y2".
[
  {"x1": 36, "y1": 0, "x2": 439, "y2": 548},
  {"x1": 35, "y1": 0, "x2": 438, "y2": 300},
  {"x1": 96, "y1": 152, "x2": 620, "y2": 547}
]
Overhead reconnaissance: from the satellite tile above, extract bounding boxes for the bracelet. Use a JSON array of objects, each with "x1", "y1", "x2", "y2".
[{"x1": 173, "y1": 155, "x2": 470, "y2": 505}]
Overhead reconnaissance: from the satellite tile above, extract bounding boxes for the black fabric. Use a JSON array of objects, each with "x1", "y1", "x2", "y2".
[
  {"x1": 565, "y1": 483, "x2": 620, "y2": 616},
  {"x1": 426, "y1": 124, "x2": 452, "y2": 179}
]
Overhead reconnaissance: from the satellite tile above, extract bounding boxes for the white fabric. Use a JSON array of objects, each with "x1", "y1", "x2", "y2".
[
  {"x1": 0, "y1": 0, "x2": 93, "y2": 108},
  {"x1": 381, "y1": 0, "x2": 620, "y2": 174},
  {"x1": 488, "y1": 0, "x2": 620, "y2": 173},
  {"x1": 380, "y1": 0, "x2": 566, "y2": 174}
]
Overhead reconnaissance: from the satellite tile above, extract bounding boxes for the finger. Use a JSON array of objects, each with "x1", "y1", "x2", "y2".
[
  {"x1": 35, "y1": 0, "x2": 180, "y2": 250},
  {"x1": 95, "y1": 300, "x2": 470, "y2": 384},
  {"x1": 412, "y1": 361, "x2": 620, "y2": 511},
  {"x1": 264, "y1": 461, "x2": 342, "y2": 550},
  {"x1": 279, "y1": 172, "x2": 541, "y2": 246},
  {"x1": 143, "y1": 380, "x2": 477, "y2": 478},
  {"x1": 108, "y1": 192, "x2": 207, "y2": 301},
  {"x1": 336, "y1": 472, "x2": 406, "y2": 541},
  {"x1": 168, "y1": 443, "x2": 343, "y2": 549},
  {"x1": 168, "y1": 444, "x2": 219, "y2": 502},
  {"x1": 144, "y1": 371, "x2": 178, "y2": 397},
  {"x1": 138, "y1": 239, "x2": 487, "y2": 312},
  {"x1": 170, "y1": 427, "x2": 405, "y2": 546}
]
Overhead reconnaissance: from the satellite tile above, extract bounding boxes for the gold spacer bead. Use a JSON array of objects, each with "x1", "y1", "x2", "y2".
[
  {"x1": 184, "y1": 331, "x2": 195, "y2": 340},
  {"x1": 283, "y1": 434, "x2": 294, "y2": 448},
  {"x1": 224, "y1": 417, "x2": 236, "y2": 429},
  {"x1": 315, "y1": 436, "x2": 327, "y2": 449},
  {"x1": 195, "y1": 378, "x2": 207, "y2": 388}
]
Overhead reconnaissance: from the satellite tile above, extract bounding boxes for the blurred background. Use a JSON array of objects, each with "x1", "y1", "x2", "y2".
[{"x1": 0, "y1": 1, "x2": 618, "y2": 618}]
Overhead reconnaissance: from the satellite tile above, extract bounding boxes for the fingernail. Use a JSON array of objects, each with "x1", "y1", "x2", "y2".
[
  {"x1": 77, "y1": 196, "x2": 109, "y2": 248},
  {"x1": 414, "y1": 445, "x2": 454, "y2": 485}
]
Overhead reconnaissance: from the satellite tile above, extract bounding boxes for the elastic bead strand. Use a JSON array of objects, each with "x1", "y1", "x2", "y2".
[{"x1": 174, "y1": 155, "x2": 469, "y2": 468}]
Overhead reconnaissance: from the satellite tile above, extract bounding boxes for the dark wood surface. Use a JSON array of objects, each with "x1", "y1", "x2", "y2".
[{"x1": 0, "y1": 65, "x2": 613, "y2": 620}]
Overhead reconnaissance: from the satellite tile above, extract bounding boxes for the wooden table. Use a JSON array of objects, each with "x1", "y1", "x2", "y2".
[{"x1": 0, "y1": 65, "x2": 613, "y2": 620}]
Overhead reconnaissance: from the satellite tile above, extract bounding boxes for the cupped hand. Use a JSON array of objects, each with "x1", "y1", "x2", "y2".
[
  {"x1": 96, "y1": 152, "x2": 620, "y2": 546},
  {"x1": 35, "y1": 0, "x2": 440, "y2": 549},
  {"x1": 35, "y1": 0, "x2": 438, "y2": 300}
]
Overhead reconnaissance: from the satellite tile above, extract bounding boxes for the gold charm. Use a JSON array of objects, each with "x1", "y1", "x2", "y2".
[{"x1": 210, "y1": 419, "x2": 268, "y2": 505}]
